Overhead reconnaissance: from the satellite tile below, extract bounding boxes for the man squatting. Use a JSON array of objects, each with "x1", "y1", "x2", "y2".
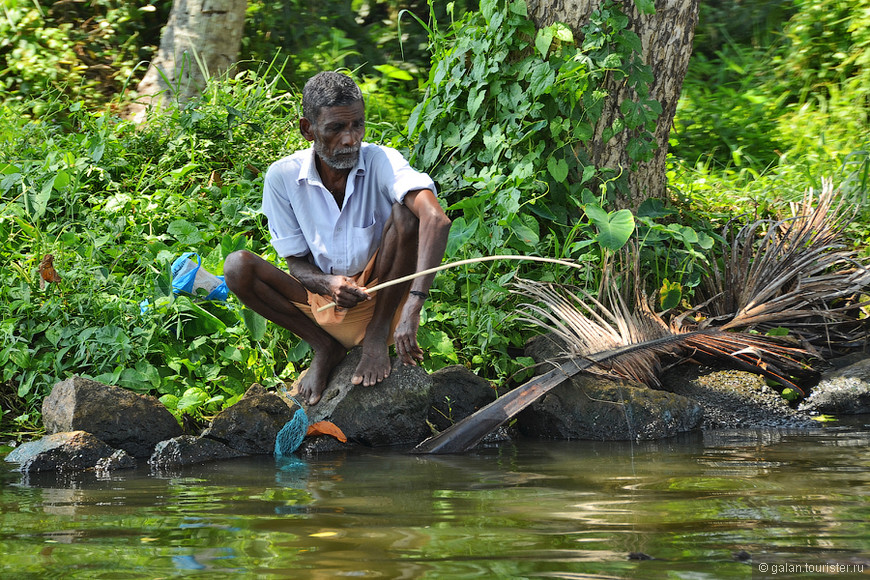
[{"x1": 224, "y1": 72, "x2": 452, "y2": 406}]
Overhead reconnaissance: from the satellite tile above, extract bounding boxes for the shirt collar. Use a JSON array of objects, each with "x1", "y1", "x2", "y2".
[{"x1": 297, "y1": 144, "x2": 368, "y2": 186}]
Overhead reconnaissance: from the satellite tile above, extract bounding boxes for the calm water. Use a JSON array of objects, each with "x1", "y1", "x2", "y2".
[{"x1": 2, "y1": 420, "x2": 870, "y2": 579}]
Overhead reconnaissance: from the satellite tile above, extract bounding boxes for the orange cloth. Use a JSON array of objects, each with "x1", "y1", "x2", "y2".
[{"x1": 292, "y1": 252, "x2": 408, "y2": 349}]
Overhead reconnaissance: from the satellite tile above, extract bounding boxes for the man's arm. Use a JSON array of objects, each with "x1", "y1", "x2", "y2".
[
  {"x1": 285, "y1": 255, "x2": 371, "y2": 309},
  {"x1": 393, "y1": 188, "x2": 452, "y2": 364},
  {"x1": 403, "y1": 188, "x2": 452, "y2": 296}
]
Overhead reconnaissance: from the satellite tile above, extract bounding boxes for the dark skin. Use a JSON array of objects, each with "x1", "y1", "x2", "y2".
[{"x1": 224, "y1": 101, "x2": 451, "y2": 405}]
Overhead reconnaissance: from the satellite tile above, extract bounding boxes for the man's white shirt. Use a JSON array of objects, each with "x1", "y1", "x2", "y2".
[{"x1": 262, "y1": 143, "x2": 436, "y2": 277}]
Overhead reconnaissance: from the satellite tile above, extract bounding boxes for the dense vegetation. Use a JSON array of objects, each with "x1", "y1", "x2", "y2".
[{"x1": 1, "y1": 0, "x2": 867, "y2": 436}]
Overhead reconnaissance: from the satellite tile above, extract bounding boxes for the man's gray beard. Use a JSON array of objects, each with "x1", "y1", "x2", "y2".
[{"x1": 315, "y1": 142, "x2": 360, "y2": 170}]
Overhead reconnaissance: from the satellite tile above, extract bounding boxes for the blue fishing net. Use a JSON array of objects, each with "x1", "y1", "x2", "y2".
[{"x1": 275, "y1": 399, "x2": 309, "y2": 458}]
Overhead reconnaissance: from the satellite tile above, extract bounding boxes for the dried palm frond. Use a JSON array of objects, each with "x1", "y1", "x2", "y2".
[
  {"x1": 697, "y1": 179, "x2": 870, "y2": 345},
  {"x1": 413, "y1": 179, "x2": 870, "y2": 455},
  {"x1": 511, "y1": 278, "x2": 813, "y2": 393}
]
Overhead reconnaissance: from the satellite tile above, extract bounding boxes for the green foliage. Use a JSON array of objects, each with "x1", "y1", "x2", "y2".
[
  {"x1": 1, "y1": 0, "x2": 868, "y2": 435},
  {"x1": 0, "y1": 70, "x2": 307, "y2": 430},
  {"x1": 401, "y1": 0, "x2": 715, "y2": 380},
  {"x1": 0, "y1": 0, "x2": 168, "y2": 110},
  {"x1": 241, "y1": 1, "x2": 480, "y2": 133},
  {"x1": 408, "y1": 0, "x2": 659, "y2": 238},
  {"x1": 671, "y1": 0, "x2": 870, "y2": 216}
]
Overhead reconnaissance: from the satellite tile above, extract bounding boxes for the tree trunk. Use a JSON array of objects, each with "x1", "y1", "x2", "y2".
[
  {"x1": 526, "y1": 0, "x2": 699, "y2": 207},
  {"x1": 129, "y1": 0, "x2": 247, "y2": 121}
]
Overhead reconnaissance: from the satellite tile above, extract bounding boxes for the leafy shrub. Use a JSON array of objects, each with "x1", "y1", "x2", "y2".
[
  {"x1": 0, "y1": 70, "x2": 309, "y2": 432},
  {"x1": 404, "y1": 0, "x2": 714, "y2": 380},
  {"x1": 671, "y1": 0, "x2": 869, "y2": 228},
  {"x1": 0, "y1": 0, "x2": 168, "y2": 110}
]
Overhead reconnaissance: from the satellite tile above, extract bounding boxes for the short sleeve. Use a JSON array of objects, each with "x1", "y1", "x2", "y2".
[
  {"x1": 375, "y1": 146, "x2": 437, "y2": 204},
  {"x1": 261, "y1": 163, "x2": 309, "y2": 258}
]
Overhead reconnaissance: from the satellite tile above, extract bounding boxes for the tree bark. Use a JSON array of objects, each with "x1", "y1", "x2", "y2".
[
  {"x1": 526, "y1": 0, "x2": 699, "y2": 207},
  {"x1": 129, "y1": 0, "x2": 247, "y2": 121}
]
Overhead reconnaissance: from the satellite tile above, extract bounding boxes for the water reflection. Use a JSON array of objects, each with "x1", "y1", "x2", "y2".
[{"x1": 2, "y1": 422, "x2": 870, "y2": 578}]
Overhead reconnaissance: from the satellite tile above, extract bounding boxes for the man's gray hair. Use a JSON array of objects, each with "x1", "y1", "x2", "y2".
[{"x1": 302, "y1": 72, "x2": 364, "y2": 123}]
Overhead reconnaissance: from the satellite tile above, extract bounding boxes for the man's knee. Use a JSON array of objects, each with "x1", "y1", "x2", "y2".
[{"x1": 223, "y1": 250, "x2": 256, "y2": 293}]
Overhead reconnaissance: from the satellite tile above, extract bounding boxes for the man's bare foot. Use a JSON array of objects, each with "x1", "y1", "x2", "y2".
[
  {"x1": 352, "y1": 344, "x2": 392, "y2": 386},
  {"x1": 298, "y1": 346, "x2": 347, "y2": 405}
]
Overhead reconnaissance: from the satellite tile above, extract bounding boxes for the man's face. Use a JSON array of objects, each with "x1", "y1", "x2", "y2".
[{"x1": 302, "y1": 101, "x2": 365, "y2": 170}]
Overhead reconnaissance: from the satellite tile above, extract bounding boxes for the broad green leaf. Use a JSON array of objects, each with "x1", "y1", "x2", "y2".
[
  {"x1": 25, "y1": 177, "x2": 55, "y2": 221},
  {"x1": 159, "y1": 394, "x2": 179, "y2": 410},
  {"x1": 373, "y1": 64, "x2": 413, "y2": 81},
  {"x1": 467, "y1": 87, "x2": 486, "y2": 118},
  {"x1": 659, "y1": 279, "x2": 682, "y2": 311},
  {"x1": 696, "y1": 231, "x2": 715, "y2": 249},
  {"x1": 242, "y1": 307, "x2": 267, "y2": 341},
  {"x1": 221, "y1": 233, "x2": 246, "y2": 258},
  {"x1": 509, "y1": 215, "x2": 539, "y2": 247},
  {"x1": 165, "y1": 162, "x2": 198, "y2": 184},
  {"x1": 417, "y1": 328, "x2": 458, "y2": 363},
  {"x1": 178, "y1": 387, "x2": 209, "y2": 412},
  {"x1": 203, "y1": 245, "x2": 224, "y2": 275},
  {"x1": 168, "y1": 219, "x2": 203, "y2": 245},
  {"x1": 480, "y1": 0, "x2": 497, "y2": 21},
  {"x1": 446, "y1": 216, "x2": 479, "y2": 256},
  {"x1": 536, "y1": 28, "x2": 554, "y2": 58},
  {"x1": 177, "y1": 299, "x2": 226, "y2": 334},
  {"x1": 551, "y1": 22, "x2": 574, "y2": 43},
  {"x1": 287, "y1": 339, "x2": 311, "y2": 361},
  {"x1": 509, "y1": 0, "x2": 527, "y2": 16},
  {"x1": 53, "y1": 170, "x2": 70, "y2": 190},
  {"x1": 586, "y1": 207, "x2": 635, "y2": 251},
  {"x1": 583, "y1": 203, "x2": 608, "y2": 225},
  {"x1": 633, "y1": 0, "x2": 656, "y2": 15},
  {"x1": 89, "y1": 140, "x2": 105, "y2": 163},
  {"x1": 547, "y1": 157, "x2": 569, "y2": 182},
  {"x1": 528, "y1": 62, "x2": 555, "y2": 97},
  {"x1": 602, "y1": 53, "x2": 623, "y2": 69},
  {"x1": 675, "y1": 224, "x2": 699, "y2": 244},
  {"x1": 637, "y1": 197, "x2": 674, "y2": 219}
]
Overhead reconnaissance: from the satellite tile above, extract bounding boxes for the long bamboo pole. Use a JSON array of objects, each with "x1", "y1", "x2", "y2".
[{"x1": 316, "y1": 255, "x2": 586, "y2": 312}]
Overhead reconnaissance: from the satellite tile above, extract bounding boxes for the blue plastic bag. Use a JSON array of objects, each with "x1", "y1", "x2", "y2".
[{"x1": 170, "y1": 252, "x2": 229, "y2": 301}]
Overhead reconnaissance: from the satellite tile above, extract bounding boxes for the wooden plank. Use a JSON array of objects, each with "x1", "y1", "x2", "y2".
[{"x1": 411, "y1": 358, "x2": 588, "y2": 454}]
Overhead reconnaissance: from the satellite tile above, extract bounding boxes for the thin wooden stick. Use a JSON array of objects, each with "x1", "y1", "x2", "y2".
[{"x1": 316, "y1": 255, "x2": 586, "y2": 312}]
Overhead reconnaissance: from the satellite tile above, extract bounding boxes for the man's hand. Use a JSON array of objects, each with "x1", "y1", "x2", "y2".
[
  {"x1": 327, "y1": 275, "x2": 371, "y2": 309},
  {"x1": 286, "y1": 256, "x2": 371, "y2": 309},
  {"x1": 394, "y1": 300, "x2": 425, "y2": 365}
]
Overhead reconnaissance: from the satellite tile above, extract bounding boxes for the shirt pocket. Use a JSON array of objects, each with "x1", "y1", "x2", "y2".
[{"x1": 349, "y1": 219, "x2": 378, "y2": 273}]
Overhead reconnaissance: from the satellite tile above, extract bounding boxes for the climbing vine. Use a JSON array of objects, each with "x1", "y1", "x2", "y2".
[{"x1": 407, "y1": 0, "x2": 660, "y2": 261}]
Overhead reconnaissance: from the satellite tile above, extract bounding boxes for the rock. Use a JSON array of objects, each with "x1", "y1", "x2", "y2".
[
  {"x1": 661, "y1": 366, "x2": 818, "y2": 429},
  {"x1": 42, "y1": 376, "x2": 182, "y2": 458},
  {"x1": 298, "y1": 435, "x2": 353, "y2": 456},
  {"x1": 201, "y1": 383, "x2": 297, "y2": 455},
  {"x1": 517, "y1": 374, "x2": 704, "y2": 440},
  {"x1": 95, "y1": 449, "x2": 137, "y2": 472},
  {"x1": 149, "y1": 435, "x2": 247, "y2": 468},
  {"x1": 799, "y1": 358, "x2": 870, "y2": 415},
  {"x1": 523, "y1": 333, "x2": 571, "y2": 373},
  {"x1": 301, "y1": 347, "x2": 432, "y2": 446},
  {"x1": 5, "y1": 431, "x2": 134, "y2": 473},
  {"x1": 427, "y1": 365, "x2": 497, "y2": 431}
]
